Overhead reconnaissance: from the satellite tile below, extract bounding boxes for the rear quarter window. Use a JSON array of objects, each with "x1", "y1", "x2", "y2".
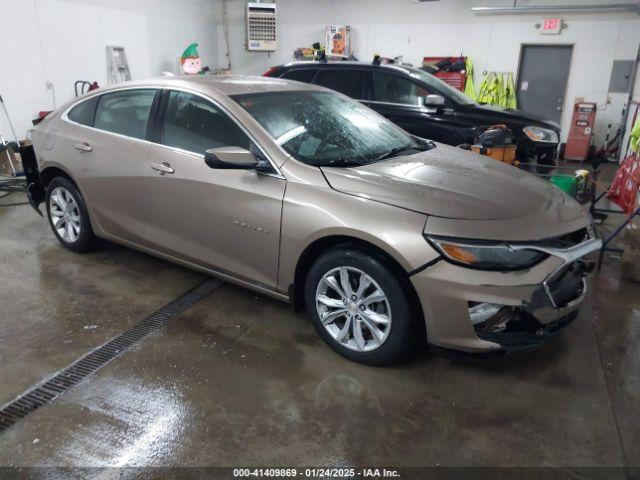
[{"x1": 67, "y1": 97, "x2": 99, "y2": 126}]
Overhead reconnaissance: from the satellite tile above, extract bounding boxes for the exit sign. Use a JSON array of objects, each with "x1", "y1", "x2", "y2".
[{"x1": 541, "y1": 18, "x2": 562, "y2": 35}]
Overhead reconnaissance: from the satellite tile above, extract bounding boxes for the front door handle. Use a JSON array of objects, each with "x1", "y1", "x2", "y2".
[
  {"x1": 150, "y1": 162, "x2": 174, "y2": 175},
  {"x1": 74, "y1": 142, "x2": 92, "y2": 152}
]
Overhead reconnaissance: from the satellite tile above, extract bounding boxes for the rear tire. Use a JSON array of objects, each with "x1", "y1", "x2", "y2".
[
  {"x1": 304, "y1": 247, "x2": 419, "y2": 366},
  {"x1": 45, "y1": 177, "x2": 99, "y2": 253}
]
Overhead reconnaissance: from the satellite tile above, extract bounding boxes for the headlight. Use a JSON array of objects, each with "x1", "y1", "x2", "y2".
[
  {"x1": 427, "y1": 236, "x2": 548, "y2": 271},
  {"x1": 523, "y1": 126, "x2": 559, "y2": 144}
]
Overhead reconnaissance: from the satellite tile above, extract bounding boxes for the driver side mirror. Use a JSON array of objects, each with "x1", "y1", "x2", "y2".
[
  {"x1": 204, "y1": 146, "x2": 271, "y2": 172},
  {"x1": 424, "y1": 94, "x2": 445, "y2": 112}
]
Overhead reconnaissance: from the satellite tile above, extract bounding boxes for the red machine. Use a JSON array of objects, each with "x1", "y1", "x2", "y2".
[
  {"x1": 565, "y1": 101, "x2": 597, "y2": 161},
  {"x1": 422, "y1": 56, "x2": 467, "y2": 91}
]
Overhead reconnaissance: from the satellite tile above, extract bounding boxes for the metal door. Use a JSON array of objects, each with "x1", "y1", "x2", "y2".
[{"x1": 517, "y1": 45, "x2": 572, "y2": 123}]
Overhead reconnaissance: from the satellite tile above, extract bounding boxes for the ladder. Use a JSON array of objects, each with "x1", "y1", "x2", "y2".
[{"x1": 106, "y1": 46, "x2": 131, "y2": 84}]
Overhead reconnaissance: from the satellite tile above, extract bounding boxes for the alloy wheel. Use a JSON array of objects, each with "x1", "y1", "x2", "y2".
[
  {"x1": 315, "y1": 266, "x2": 392, "y2": 352},
  {"x1": 49, "y1": 187, "x2": 81, "y2": 243}
]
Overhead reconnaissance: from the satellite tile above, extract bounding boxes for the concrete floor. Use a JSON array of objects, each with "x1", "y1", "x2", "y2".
[{"x1": 0, "y1": 188, "x2": 638, "y2": 474}]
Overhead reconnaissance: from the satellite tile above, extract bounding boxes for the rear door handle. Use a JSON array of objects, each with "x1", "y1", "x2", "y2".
[
  {"x1": 150, "y1": 162, "x2": 174, "y2": 175},
  {"x1": 73, "y1": 142, "x2": 92, "y2": 152}
]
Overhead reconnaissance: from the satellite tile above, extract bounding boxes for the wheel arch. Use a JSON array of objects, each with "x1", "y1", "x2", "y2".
[
  {"x1": 40, "y1": 165, "x2": 100, "y2": 235},
  {"x1": 40, "y1": 164, "x2": 78, "y2": 190},
  {"x1": 290, "y1": 235, "x2": 425, "y2": 330}
]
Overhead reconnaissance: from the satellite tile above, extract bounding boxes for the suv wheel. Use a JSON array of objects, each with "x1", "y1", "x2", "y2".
[
  {"x1": 46, "y1": 177, "x2": 99, "y2": 252},
  {"x1": 305, "y1": 247, "x2": 419, "y2": 365}
]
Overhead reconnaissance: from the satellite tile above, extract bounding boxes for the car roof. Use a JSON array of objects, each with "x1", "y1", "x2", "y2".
[{"x1": 93, "y1": 74, "x2": 322, "y2": 97}]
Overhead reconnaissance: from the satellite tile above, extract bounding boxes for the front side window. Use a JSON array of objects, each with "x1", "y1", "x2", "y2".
[
  {"x1": 94, "y1": 89, "x2": 156, "y2": 140},
  {"x1": 67, "y1": 96, "x2": 99, "y2": 126},
  {"x1": 162, "y1": 91, "x2": 250, "y2": 154},
  {"x1": 234, "y1": 91, "x2": 432, "y2": 167},
  {"x1": 313, "y1": 69, "x2": 364, "y2": 99},
  {"x1": 373, "y1": 71, "x2": 430, "y2": 106},
  {"x1": 402, "y1": 66, "x2": 475, "y2": 105}
]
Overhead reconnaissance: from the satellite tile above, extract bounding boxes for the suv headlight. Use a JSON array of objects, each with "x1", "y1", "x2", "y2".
[
  {"x1": 523, "y1": 126, "x2": 559, "y2": 144},
  {"x1": 426, "y1": 236, "x2": 548, "y2": 271}
]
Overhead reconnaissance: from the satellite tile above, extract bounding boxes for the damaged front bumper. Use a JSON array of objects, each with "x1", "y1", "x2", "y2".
[
  {"x1": 473, "y1": 260, "x2": 588, "y2": 353},
  {"x1": 410, "y1": 235, "x2": 602, "y2": 356}
]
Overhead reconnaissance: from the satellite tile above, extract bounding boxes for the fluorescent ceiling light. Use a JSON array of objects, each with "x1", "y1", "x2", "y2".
[{"x1": 471, "y1": 2, "x2": 640, "y2": 14}]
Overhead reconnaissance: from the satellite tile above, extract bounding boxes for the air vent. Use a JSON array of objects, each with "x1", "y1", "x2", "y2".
[{"x1": 246, "y1": 2, "x2": 277, "y2": 52}]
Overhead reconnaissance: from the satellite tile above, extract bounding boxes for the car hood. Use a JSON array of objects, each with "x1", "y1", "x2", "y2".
[
  {"x1": 321, "y1": 143, "x2": 582, "y2": 221},
  {"x1": 468, "y1": 104, "x2": 560, "y2": 130}
]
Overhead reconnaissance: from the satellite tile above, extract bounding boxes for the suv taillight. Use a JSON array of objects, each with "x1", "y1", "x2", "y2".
[{"x1": 263, "y1": 66, "x2": 279, "y2": 77}]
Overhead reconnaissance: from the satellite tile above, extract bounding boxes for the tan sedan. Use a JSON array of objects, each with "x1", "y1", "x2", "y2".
[{"x1": 26, "y1": 75, "x2": 601, "y2": 365}]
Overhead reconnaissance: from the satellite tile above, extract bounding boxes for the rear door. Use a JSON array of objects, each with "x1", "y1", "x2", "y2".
[
  {"x1": 68, "y1": 88, "x2": 159, "y2": 241},
  {"x1": 141, "y1": 89, "x2": 286, "y2": 288}
]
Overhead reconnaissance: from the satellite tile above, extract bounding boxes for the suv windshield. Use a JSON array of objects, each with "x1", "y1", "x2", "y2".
[
  {"x1": 233, "y1": 91, "x2": 434, "y2": 167},
  {"x1": 396, "y1": 66, "x2": 475, "y2": 106}
]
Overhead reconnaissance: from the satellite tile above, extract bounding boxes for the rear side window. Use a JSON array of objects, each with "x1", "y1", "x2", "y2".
[
  {"x1": 161, "y1": 90, "x2": 250, "y2": 154},
  {"x1": 94, "y1": 89, "x2": 156, "y2": 140},
  {"x1": 67, "y1": 97, "x2": 98, "y2": 126},
  {"x1": 313, "y1": 69, "x2": 364, "y2": 99},
  {"x1": 373, "y1": 71, "x2": 431, "y2": 106},
  {"x1": 281, "y1": 69, "x2": 317, "y2": 83}
]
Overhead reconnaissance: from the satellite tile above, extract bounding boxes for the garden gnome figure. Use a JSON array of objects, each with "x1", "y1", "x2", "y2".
[{"x1": 181, "y1": 43, "x2": 202, "y2": 75}]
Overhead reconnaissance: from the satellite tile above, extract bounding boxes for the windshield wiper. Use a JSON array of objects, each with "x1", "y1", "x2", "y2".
[
  {"x1": 315, "y1": 158, "x2": 367, "y2": 168},
  {"x1": 373, "y1": 142, "x2": 435, "y2": 162}
]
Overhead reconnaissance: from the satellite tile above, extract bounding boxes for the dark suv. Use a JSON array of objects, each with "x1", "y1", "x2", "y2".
[{"x1": 264, "y1": 61, "x2": 560, "y2": 165}]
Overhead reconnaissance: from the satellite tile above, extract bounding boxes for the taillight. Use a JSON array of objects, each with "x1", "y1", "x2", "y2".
[{"x1": 263, "y1": 66, "x2": 279, "y2": 77}]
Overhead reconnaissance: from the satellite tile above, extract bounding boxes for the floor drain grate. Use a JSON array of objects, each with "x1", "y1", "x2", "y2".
[{"x1": 0, "y1": 278, "x2": 222, "y2": 433}]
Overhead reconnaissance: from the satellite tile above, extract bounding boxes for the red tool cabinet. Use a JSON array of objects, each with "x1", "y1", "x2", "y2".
[
  {"x1": 565, "y1": 101, "x2": 597, "y2": 161},
  {"x1": 422, "y1": 56, "x2": 467, "y2": 91}
]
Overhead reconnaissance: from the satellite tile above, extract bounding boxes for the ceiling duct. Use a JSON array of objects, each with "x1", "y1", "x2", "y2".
[{"x1": 471, "y1": 2, "x2": 640, "y2": 14}]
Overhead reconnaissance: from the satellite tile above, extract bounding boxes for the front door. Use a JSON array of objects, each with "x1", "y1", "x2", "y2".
[
  {"x1": 517, "y1": 45, "x2": 572, "y2": 124},
  {"x1": 361, "y1": 70, "x2": 467, "y2": 145},
  {"x1": 141, "y1": 90, "x2": 285, "y2": 289}
]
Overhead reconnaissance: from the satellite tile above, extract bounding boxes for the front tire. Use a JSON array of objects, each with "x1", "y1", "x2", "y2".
[
  {"x1": 46, "y1": 177, "x2": 99, "y2": 253},
  {"x1": 305, "y1": 247, "x2": 419, "y2": 366}
]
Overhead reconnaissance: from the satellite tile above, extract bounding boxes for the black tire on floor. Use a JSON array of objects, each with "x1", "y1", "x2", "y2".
[
  {"x1": 304, "y1": 246, "x2": 420, "y2": 366},
  {"x1": 45, "y1": 176, "x2": 100, "y2": 253}
]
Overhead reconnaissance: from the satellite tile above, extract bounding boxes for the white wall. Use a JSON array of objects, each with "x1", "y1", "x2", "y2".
[
  {"x1": 2, "y1": 0, "x2": 639, "y2": 149},
  {"x1": 217, "y1": 0, "x2": 640, "y2": 146},
  {"x1": 0, "y1": 0, "x2": 219, "y2": 141}
]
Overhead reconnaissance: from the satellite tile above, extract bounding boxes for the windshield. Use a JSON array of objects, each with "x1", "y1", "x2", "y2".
[
  {"x1": 233, "y1": 91, "x2": 434, "y2": 167},
  {"x1": 399, "y1": 66, "x2": 475, "y2": 106}
]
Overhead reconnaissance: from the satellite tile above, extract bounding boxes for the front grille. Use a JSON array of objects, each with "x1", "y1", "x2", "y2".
[
  {"x1": 546, "y1": 262, "x2": 585, "y2": 308},
  {"x1": 476, "y1": 309, "x2": 579, "y2": 353},
  {"x1": 539, "y1": 228, "x2": 589, "y2": 249}
]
